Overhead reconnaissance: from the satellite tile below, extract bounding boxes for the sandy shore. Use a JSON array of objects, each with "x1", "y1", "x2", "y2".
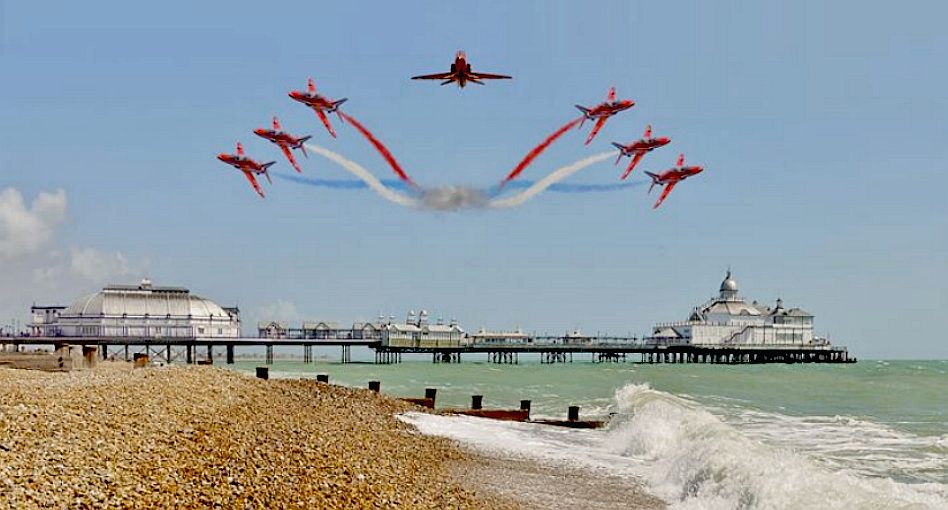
[{"x1": 0, "y1": 363, "x2": 661, "y2": 509}]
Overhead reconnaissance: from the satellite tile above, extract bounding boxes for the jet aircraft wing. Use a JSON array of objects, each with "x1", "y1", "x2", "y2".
[
  {"x1": 584, "y1": 117, "x2": 609, "y2": 145},
  {"x1": 280, "y1": 145, "x2": 302, "y2": 173},
  {"x1": 471, "y1": 72, "x2": 511, "y2": 80},
  {"x1": 653, "y1": 181, "x2": 678, "y2": 209},
  {"x1": 243, "y1": 170, "x2": 265, "y2": 198},
  {"x1": 620, "y1": 152, "x2": 646, "y2": 180},
  {"x1": 313, "y1": 108, "x2": 337, "y2": 138},
  {"x1": 411, "y1": 72, "x2": 455, "y2": 80}
]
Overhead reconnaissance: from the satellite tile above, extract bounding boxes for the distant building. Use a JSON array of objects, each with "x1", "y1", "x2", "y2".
[
  {"x1": 30, "y1": 306, "x2": 66, "y2": 336},
  {"x1": 258, "y1": 321, "x2": 289, "y2": 339},
  {"x1": 649, "y1": 270, "x2": 822, "y2": 346},
  {"x1": 466, "y1": 328, "x2": 531, "y2": 346},
  {"x1": 31, "y1": 279, "x2": 240, "y2": 339},
  {"x1": 381, "y1": 310, "x2": 464, "y2": 348}
]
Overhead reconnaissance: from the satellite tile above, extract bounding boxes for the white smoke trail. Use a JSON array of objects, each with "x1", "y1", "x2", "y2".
[
  {"x1": 302, "y1": 143, "x2": 421, "y2": 208},
  {"x1": 487, "y1": 152, "x2": 615, "y2": 209},
  {"x1": 301, "y1": 143, "x2": 617, "y2": 210}
]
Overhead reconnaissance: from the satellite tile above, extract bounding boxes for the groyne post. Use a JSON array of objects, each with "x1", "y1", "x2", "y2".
[
  {"x1": 425, "y1": 388, "x2": 437, "y2": 406},
  {"x1": 520, "y1": 400, "x2": 531, "y2": 419},
  {"x1": 568, "y1": 406, "x2": 580, "y2": 422},
  {"x1": 368, "y1": 380, "x2": 381, "y2": 392},
  {"x1": 316, "y1": 374, "x2": 329, "y2": 383},
  {"x1": 471, "y1": 395, "x2": 483, "y2": 410},
  {"x1": 255, "y1": 367, "x2": 269, "y2": 380}
]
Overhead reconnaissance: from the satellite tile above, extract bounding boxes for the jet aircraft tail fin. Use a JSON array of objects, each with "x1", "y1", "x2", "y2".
[
  {"x1": 645, "y1": 171, "x2": 660, "y2": 194},
  {"x1": 643, "y1": 124, "x2": 652, "y2": 138},
  {"x1": 612, "y1": 143, "x2": 626, "y2": 164},
  {"x1": 307, "y1": 78, "x2": 316, "y2": 94},
  {"x1": 299, "y1": 135, "x2": 313, "y2": 158},
  {"x1": 297, "y1": 136, "x2": 312, "y2": 157},
  {"x1": 262, "y1": 161, "x2": 276, "y2": 184},
  {"x1": 575, "y1": 105, "x2": 591, "y2": 127}
]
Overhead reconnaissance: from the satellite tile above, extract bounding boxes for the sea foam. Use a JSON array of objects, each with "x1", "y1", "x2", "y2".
[{"x1": 402, "y1": 383, "x2": 948, "y2": 509}]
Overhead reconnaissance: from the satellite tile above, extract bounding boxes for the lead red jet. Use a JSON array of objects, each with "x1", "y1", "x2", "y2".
[
  {"x1": 576, "y1": 87, "x2": 635, "y2": 145},
  {"x1": 645, "y1": 154, "x2": 704, "y2": 209},
  {"x1": 411, "y1": 50, "x2": 511, "y2": 88},
  {"x1": 288, "y1": 78, "x2": 347, "y2": 138},
  {"x1": 216, "y1": 142, "x2": 276, "y2": 198},
  {"x1": 253, "y1": 116, "x2": 311, "y2": 173},
  {"x1": 612, "y1": 124, "x2": 671, "y2": 180}
]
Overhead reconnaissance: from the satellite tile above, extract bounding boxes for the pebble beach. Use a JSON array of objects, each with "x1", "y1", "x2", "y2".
[{"x1": 0, "y1": 363, "x2": 522, "y2": 509}]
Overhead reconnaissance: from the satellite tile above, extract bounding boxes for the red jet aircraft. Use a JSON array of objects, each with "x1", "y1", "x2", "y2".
[
  {"x1": 411, "y1": 50, "x2": 511, "y2": 88},
  {"x1": 612, "y1": 124, "x2": 671, "y2": 180},
  {"x1": 645, "y1": 154, "x2": 704, "y2": 209},
  {"x1": 576, "y1": 87, "x2": 635, "y2": 145},
  {"x1": 288, "y1": 78, "x2": 347, "y2": 138},
  {"x1": 216, "y1": 142, "x2": 276, "y2": 199},
  {"x1": 254, "y1": 116, "x2": 311, "y2": 173}
]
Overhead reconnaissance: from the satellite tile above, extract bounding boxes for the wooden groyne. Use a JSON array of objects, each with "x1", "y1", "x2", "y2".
[{"x1": 277, "y1": 373, "x2": 608, "y2": 430}]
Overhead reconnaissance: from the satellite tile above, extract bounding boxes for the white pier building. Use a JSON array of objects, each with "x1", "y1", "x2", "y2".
[
  {"x1": 31, "y1": 279, "x2": 240, "y2": 339},
  {"x1": 649, "y1": 271, "x2": 825, "y2": 347}
]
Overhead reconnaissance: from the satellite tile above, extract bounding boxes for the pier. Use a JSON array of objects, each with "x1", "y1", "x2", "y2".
[{"x1": 4, "y1": 333, "x2": 856, "y2": 365}]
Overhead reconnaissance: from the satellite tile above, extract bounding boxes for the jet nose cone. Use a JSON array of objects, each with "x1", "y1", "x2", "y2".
[
  {"x1": 288, "y1": 91, "x2": 300, "y2": 100},
  {"x1": 658, "y1": 137, "x2": 671, "y2": 145},
  {"x1": 216, "y1": 154, "x2": 227, "y2": 161},
  {"x1": 253, "y1": 128, "x2": 266, "y2": 136}
]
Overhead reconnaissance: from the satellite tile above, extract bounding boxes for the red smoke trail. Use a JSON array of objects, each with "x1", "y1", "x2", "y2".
[
  {"x1": 337, "y1": 112, "x2": 415, "y2": 186},
  {"x1": 500, "y1": 117, "x2": 583, "y2": 186}
]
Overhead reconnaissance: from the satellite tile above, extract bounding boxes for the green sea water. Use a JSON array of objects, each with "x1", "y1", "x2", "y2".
[
  {"x1": 232, "y1": 358, "x2": 947, "y2": 435},
  {"x1": 230, "y1": 356, "x2": 948, "y2": 508}
]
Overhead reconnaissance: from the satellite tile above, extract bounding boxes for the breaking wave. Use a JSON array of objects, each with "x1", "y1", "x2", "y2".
[{"x1": 402, "y1": 383, "x2": 948, "y2": 509}]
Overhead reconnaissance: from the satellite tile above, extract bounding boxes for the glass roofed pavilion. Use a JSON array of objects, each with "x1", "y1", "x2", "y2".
[{"x1": 31, "y1": 279, "x2": 240, "y2": 339}]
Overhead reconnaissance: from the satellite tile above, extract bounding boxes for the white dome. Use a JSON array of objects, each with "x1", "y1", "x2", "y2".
[
  {"x1": 720, "y1": 270, "x2": 738, "y2": 293},
  {"x1": 62, "y1": 283, "x2": 231, "y2": 319}
]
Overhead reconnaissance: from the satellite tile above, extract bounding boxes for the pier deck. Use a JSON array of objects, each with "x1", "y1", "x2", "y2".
[{"x1": 2, "y1": 334, "x2": 855, "y2": 365}]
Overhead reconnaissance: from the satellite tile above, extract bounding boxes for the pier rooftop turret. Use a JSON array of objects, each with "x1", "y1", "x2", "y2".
[{"x1": 650, "y1": 270, "x2": 820, "y2": 347}]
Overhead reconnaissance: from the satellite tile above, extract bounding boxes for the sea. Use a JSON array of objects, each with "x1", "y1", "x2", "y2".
[{"x1": 232, "y1": 356, "x2": 948, "y2": 509}]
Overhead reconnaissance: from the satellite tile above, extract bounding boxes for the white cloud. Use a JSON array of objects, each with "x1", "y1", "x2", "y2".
[
  {"x1": 254, "y1": 299, "x2": 301, "y2": 324},
  {"x1": 0, "y1": 188, "x2": 148, "y2": 329},
  {"x1": 0, "y1": 187, "x2": 67, "y2": 260},
  {"x1": 69, "y1": 247, "x2": 135, "y2": 282}
]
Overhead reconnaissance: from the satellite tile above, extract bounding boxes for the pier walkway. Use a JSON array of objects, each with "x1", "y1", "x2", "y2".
[{"x1": 2, "y1": 334, "x2": 855, "y2": 365}]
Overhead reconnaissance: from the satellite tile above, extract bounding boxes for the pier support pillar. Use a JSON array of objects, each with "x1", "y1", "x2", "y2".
[
  {"x1": 226, "y1": 344, "x2": 234, "y2": 365},
  {"x1": 265, "y1": 345, "x2": 273, "y2": 365},
  {"x1": 186, "y1": 344, "x2": 193, "y2": 364},
  {"x1": 100, "y1": 344, "x2": 108, "y2": 360}
]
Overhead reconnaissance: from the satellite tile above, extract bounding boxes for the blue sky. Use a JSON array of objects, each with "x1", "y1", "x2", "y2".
[{"x1": 1, "y1": 1, "x2": 946, "y2": 358}]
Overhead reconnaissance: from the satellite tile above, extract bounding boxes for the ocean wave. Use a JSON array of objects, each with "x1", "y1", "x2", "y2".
[{"x1": 606, "y1": 383, "x2": 948, "y2": 509}]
